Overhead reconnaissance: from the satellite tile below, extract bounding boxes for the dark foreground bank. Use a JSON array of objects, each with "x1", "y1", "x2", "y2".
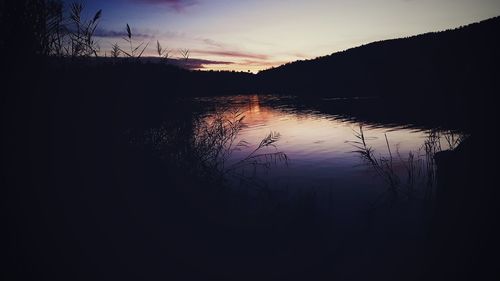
[
  {"x1": 2, "y1": 3, "x2": 500, "y2": 279},
  {"x1": 2, "y1": 58, "x2": 499, "y2": 281}
]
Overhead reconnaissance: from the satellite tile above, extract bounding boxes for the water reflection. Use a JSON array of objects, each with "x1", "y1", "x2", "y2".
[{"x1": 195, "y1": 95, "x2": 461, "y2": 202}]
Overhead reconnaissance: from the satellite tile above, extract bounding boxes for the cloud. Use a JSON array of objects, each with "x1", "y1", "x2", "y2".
[
  {"x1": 239, "y1": 59, "x2": 287, "y2": 68},
  {"x1": 180, "y1": 58, "x2": 233, "y2": 70},
  {"x1": 132, "y1": 0, "x2": 198, "y2": 11},
  {"x1": 95, "y1": 28, "x2": 154, "y2": 39},
  {"x1": 133, "y1": 57, "x2": 233, "y2": 70},
  {"x1": 201, "y1": 38, "x2": 225, "y2": 48},
  {"x1": 192, "y1": 49, "x2": 270, "y2": 60}
]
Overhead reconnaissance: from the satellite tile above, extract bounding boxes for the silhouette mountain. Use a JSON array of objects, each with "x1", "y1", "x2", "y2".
[{"x1": 257, "y1": 16, "x2": 500, "y2": 100}]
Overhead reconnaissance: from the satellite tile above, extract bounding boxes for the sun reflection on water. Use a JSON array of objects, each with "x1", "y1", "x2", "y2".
[{"x1": 197, "y1": 94, "x2": 461, "y2": 194}]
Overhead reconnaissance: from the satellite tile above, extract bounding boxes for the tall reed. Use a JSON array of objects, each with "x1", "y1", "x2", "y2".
[
  {"x1": 136, "y1": 108, "x2": 288, "y2": 188},
  {"x1": 192, "y1": 109, "x2": 288, "y2": 184},
  {"x1": 349, "y1": 125, "x2": 464, "y2": 204}
]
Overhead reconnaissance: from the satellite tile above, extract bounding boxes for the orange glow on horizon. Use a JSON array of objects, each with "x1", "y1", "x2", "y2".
[{"x1": 193, "y1": 60, "x2": 289, "y2": 73}]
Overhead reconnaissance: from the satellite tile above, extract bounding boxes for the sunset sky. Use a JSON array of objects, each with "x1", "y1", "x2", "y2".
[{"x1": 65, "y1": 0, "x2": 500, "y2": 72}]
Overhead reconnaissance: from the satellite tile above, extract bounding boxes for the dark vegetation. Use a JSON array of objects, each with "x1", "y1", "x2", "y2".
[
  {"x1": 2, "y1": 1, "x2": 499, "y2": 280},
  {"x1": 257, "y1": 16, "x2": 500, "y2": 135},
  {"x1": 258, "y1": 16, "x2": 500, "y2": 99}
]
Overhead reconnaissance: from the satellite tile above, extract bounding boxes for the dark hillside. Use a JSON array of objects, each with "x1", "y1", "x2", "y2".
[{"x1": 257, "y1": 16, "x2": 500, "y2": 100}]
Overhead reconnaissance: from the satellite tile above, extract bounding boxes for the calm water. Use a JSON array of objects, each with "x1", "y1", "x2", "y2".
[
  {"x1": 195, "y1": 95, "x2": 457, "y2": 201},
  {"x1": 191, "y1": 94, "x2": 463, "y2": 276}
]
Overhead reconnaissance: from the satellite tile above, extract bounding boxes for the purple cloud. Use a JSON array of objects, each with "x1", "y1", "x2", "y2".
[
  {"x1": 192, "y1": 49, "x2": 269, "y2": 60},
  {"x1": 132, "y1": 0, "x2": 198, "y2": 11},
  {"x1": 136, "y1": 57, "x2": 233, "y2": 70},
  {"x1": 95, "y1": 28, "x2": 153, "y2": 39},
  {"x1": 202, "y1": 38, "x2": 225, "y2": 48},
  {"x1": 179, "y1": 58, "x2": 233, "y2": 70}
]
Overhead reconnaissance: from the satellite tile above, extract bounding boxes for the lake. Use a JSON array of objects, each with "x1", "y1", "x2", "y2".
[
  {"x1": 189, "y1": 94, "x2": 466, "y2": 277},
  {"x1": 194, "y1": 95, "x2": 460, "y2": 198}
]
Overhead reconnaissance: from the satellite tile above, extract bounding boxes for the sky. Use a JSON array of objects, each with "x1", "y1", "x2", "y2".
[{"x1": 64, "y1": 0, "x2": 500, "y2": 72}]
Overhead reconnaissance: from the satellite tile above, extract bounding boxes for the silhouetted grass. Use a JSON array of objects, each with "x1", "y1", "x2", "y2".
[
  {"x1": 349, "y1": 125, "x2": 400, "y2": 203},
  {"x1": 118, "y1": 23, "x2": 149, "y2": 59},
  {"x1": 349, "y1": 125, "x2": 465, "y2": 205},
  {"x1": 136, "y1": 107, "x2": 288, "y2": 189},
  {"x1": 156, "y1": 40, "x2": 172, "y2": 61},
  {"x1": 4, "y1": 1, "x2": 496, "y2": 280}
]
